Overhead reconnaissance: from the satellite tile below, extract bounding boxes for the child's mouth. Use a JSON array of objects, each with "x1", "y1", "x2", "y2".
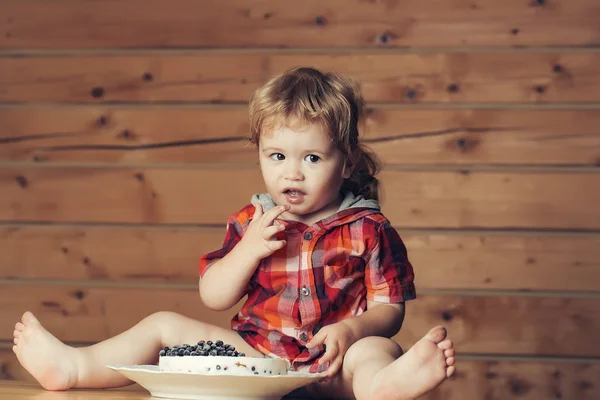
[{"x1": 283, "y1": 189, "x2": 305, "y2": 204}]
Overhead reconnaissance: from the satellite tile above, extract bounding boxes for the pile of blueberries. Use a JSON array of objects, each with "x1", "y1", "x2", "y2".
[{"x1": 159, "y1": 340, "x2": 246, "y2": 357}]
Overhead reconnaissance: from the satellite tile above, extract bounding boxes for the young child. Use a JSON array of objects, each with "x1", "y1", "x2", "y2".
[{"x1": 12, "y1": 67, "x2": 455, "y2": 400}]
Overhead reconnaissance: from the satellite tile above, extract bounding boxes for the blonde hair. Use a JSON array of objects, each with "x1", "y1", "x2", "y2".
[{"x1": 248, "y1": 67, "x2": 381, "y2": 200}]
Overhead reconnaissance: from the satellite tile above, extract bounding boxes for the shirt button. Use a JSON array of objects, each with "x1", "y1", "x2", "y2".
[
  {"x1": 303, "y1": 232, "x2": 313, "y2": 241},
  {"x1": 299, "y1": 332, "x2": 309, "y2": 342},
  {"x1": 300, "y1": 287, "x2": 311, "y2": 297}
]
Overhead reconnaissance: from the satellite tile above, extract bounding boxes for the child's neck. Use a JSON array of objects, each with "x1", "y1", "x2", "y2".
[{"x1": 282, "y1": 194, "x2": 343, "y2": 226}]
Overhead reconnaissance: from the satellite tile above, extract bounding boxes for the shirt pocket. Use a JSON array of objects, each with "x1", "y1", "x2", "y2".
[{"x1": 323, "y1": 254, "x2": 365, "y2": 284}]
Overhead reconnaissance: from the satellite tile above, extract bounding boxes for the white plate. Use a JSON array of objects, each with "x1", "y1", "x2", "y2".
[{"x1": 107, "y1": 365, "x2": 326, "y2": 400}]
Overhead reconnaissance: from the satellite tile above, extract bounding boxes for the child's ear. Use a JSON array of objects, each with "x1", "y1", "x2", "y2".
[{"x1": 342, "y1": 155, "x2": 357, "y2": 179}]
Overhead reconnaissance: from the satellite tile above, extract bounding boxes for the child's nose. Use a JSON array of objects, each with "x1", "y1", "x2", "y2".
[{"x1": 284, "y1": 163, "x2": 304, "y2": 180}]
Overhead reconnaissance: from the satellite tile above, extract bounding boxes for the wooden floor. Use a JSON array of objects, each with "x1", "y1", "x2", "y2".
[
  {"x1": 0, "y1": 380, "x2": 313, "y2": 399},
  {"x1": 0, "y1": 380, "x2": 153, "y2": 399}
]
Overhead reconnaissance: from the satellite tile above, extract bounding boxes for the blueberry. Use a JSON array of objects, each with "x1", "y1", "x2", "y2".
[
  {"x1": 197, "y1": 340, "x2": 205, "y2": 346},
  {"x1": 226, "y1": 350, "x2": 234, "y2": 356},
  {"x1": 216, "y1": 340, "x2": 224, "y2": 346},
  {"x1": 199, "y1": 351, "x2": 207, "y2": 356},
  {"x1": 182, "y1": 343, "x2": 190, "y2": 348},
  {"x1": 184, "y1": 350, "x2": 191, "y2": 356},
  {"x1": 177, "y1": 349, "x2": 185, "y2": 356},
  {"x1": 203, "y1": 344, "x2": 211, "y2": 352},
  {"x1": 206, "y1": 341, "x2": 213, "y2": 346},
  {"x1": 239, "y1": 353, "x2": 245, "y2": 357},
  {"x1": 209, "y1": 350, "x2": 218, "y2": 356},
  {"x1": 251, "y1": 366, "x2": 256, "y2": 371},
  {"x1": 159, "y1": 350, "x2": 166, "y2": 356}
]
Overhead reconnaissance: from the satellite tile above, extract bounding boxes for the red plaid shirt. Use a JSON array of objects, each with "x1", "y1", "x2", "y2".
[{"x1": 199, "y1": 197, "x2": 416, "y2": 372}]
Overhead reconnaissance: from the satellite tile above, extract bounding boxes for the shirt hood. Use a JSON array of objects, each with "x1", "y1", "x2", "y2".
[{"x1": 250, "y1": 192, "x2": 380, "y2": 227}]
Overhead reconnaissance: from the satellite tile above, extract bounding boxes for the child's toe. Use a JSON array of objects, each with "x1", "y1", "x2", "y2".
[
  {"x1": 444, "y1": 348, "x2": 455, "y2": 358},
  {"x1": 437, "y1": 339, "x2": 453, "y2": 350}
]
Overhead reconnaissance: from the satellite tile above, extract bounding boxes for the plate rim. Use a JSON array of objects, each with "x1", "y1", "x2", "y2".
[{"x1": 107, "y1": 364, "x2": 326, "y2": 379}]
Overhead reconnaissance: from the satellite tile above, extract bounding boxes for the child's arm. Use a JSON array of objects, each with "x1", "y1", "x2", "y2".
[
  {"x1": 199, "y1": 204, "x2": 289, "y2": 311},
  {"x1": 342, "y1": 301, "x2": 405, "y2": 339}
]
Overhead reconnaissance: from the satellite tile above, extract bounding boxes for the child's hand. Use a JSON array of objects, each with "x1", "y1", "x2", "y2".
[
  {"x1": 306, "y1": 321, "x2": 359, "y2": 381},
  {"x1": 241, "y1": 203, "x2": 290, "y2": 262}
]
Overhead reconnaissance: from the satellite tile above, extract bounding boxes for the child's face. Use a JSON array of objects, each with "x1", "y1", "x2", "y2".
[{"x1": 258, "y1": 121, "x2": 351, "y2": 224}]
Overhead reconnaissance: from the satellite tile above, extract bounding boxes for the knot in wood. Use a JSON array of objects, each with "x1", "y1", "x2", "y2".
[
  {"x1": 119, "y1": 129, "x2": 134, "y2": 140},
  {"x1": 143, "y1": 72, "x2": 153, "y2": 81},
  {"x1": 90, "y1": 87, "x2": 105, "y2": 98},
  {"x1": 377, "y1": 33, "x2": 391, "y2": 45},
  {"x1": 509, "y1": 378, "x2": 532, "y2": 395},
  {"x1": 553, "y1": 64, "x2": 563, "y2": 73},
  {"x1": 404, "y1": 88, "x2": 418, "y2": 102},
  {"x1": 534, "y1": 85, "x2": 546, "y2": 94},
  {"x1": 73, "y1": 290, "x2": 85, "y2": 300},
  {"x1": 441, "y1": 311, "x2": 454, "y2": 321},
  {"x1": 97, "y1": 116, "x2": 108, "y2": 126},
  {"x1": 447, "y1": 83, "x2": 460, "y2": 93},
  {"x1": 15, "y1": 175, "x2": 28, "y2": 188},
  {"x1": 314, "y1": 16, "x2": 326, "y2": 25}
]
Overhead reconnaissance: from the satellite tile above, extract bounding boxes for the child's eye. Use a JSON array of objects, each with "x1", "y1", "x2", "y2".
[
  {"x1": 270, "y1": 153, "x2": 285, "y2": 161},
  {"x1": 305, "y1": 154, "x2": 320, "y2": 163}
]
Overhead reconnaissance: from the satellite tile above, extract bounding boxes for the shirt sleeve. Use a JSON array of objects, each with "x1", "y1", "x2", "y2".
[
  {"x1": 198, "y1": 205, "x2": 254, "y2": 277},
  {"x1": 364, "y1": 220, "x2": 416, "y2": 303}
]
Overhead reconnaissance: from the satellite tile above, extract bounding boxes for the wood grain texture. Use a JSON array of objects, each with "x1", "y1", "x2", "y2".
[
  {"x1": 2, "y1": 107, "x2": 600, "y2": 166},
  {"x1": 1, "y1": 285, "x2": 599, "y2": 356},
  {"x1": 1, "y1": 225, "x2": 599, "y2": 292},
  {"x1": 2, "y1": 52, "x2": 600, "y2": 103},
  {"x1": 1, "y1": 167, "x2": 599, "y2": 229},
  {"x1": 2, "y1": 0, "x2": 599, "y2": 49},
  {"x1": 1, "y1": 348, "x2": 598, "y2": 399}
]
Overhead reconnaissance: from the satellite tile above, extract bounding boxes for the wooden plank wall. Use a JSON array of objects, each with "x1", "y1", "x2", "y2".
[{"x1": 1, "y1": 1, "x2": 600, "y2": 398}]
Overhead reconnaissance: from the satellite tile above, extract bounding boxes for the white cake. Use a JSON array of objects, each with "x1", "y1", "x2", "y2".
[
  {"x1": 158, "y1": 341, "x2": 289, "y2": 376},
  {"x1": 159, "y1": 355, "x2": 289, "y2": 375}
]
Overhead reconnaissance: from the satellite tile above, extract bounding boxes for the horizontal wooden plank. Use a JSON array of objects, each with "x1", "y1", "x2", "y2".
[
  {"x1": 2, "y1": 107, "x2": 600, "y2": 166},
  {"x1": 2, "y1": 52, "x2": 600, "y2": 103},
  {"x1": 1, "y1": 226, "x2": 599, "y2": 292},
  {"x1": 2, "y1": 0, "x2": 599, "y2": 49},
  {"x1": 1, "y1": 344, "x2": 598, "y2": 400},
  {"x1": 425, "y1": 358, "x2": 600, "y2": 400},
  {"x1": 1, "y1": 285, "x2": 599, "y2": 357},
  {"x1": 1, "y1": 167, "x2": 599, "y2": 229}
]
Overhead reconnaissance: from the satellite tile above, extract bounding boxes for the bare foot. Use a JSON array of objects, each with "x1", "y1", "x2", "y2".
[
  {"x1": 370, "y1": 326, "x2": 455, "y2": 400},
  {"x1": 13, "y1": 312, "x2": 80, "y2": 390}
]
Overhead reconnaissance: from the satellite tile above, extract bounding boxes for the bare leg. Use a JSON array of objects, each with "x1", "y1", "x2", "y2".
[
  {"x1": 304, "y1": 326, "x2": 455, "y2": 400},
  {"x1": 12, "y1": 311, "x2": 262, "y2": 391}
]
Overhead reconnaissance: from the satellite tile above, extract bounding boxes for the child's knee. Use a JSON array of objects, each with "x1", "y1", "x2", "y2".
[{"x1": 346, "y1": 337, "x2": 403, "y2": 365}]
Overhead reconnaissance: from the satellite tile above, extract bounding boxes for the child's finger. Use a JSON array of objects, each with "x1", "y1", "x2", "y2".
[
  {"x1": 263, "y1": 205, "x2": 290, "y2": 227},
  {"x1": 306, "y1": 330, "x2": 326, "y2": 349},
  {"x1": 318, "y1": 342, "x2": 338, "y2": 366},
  {"x1": 266, "y1": 239, "x2": 287, "y2": 251},
  {"x1": 262, "y1": 224, "x2": 286, "y2": 240},
  {"x1": 326, "y1": 355, "x2": 343, "y2": 378},
  {"x1": 252, "y1": 203, "x2": 263, "y2": 221}
]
